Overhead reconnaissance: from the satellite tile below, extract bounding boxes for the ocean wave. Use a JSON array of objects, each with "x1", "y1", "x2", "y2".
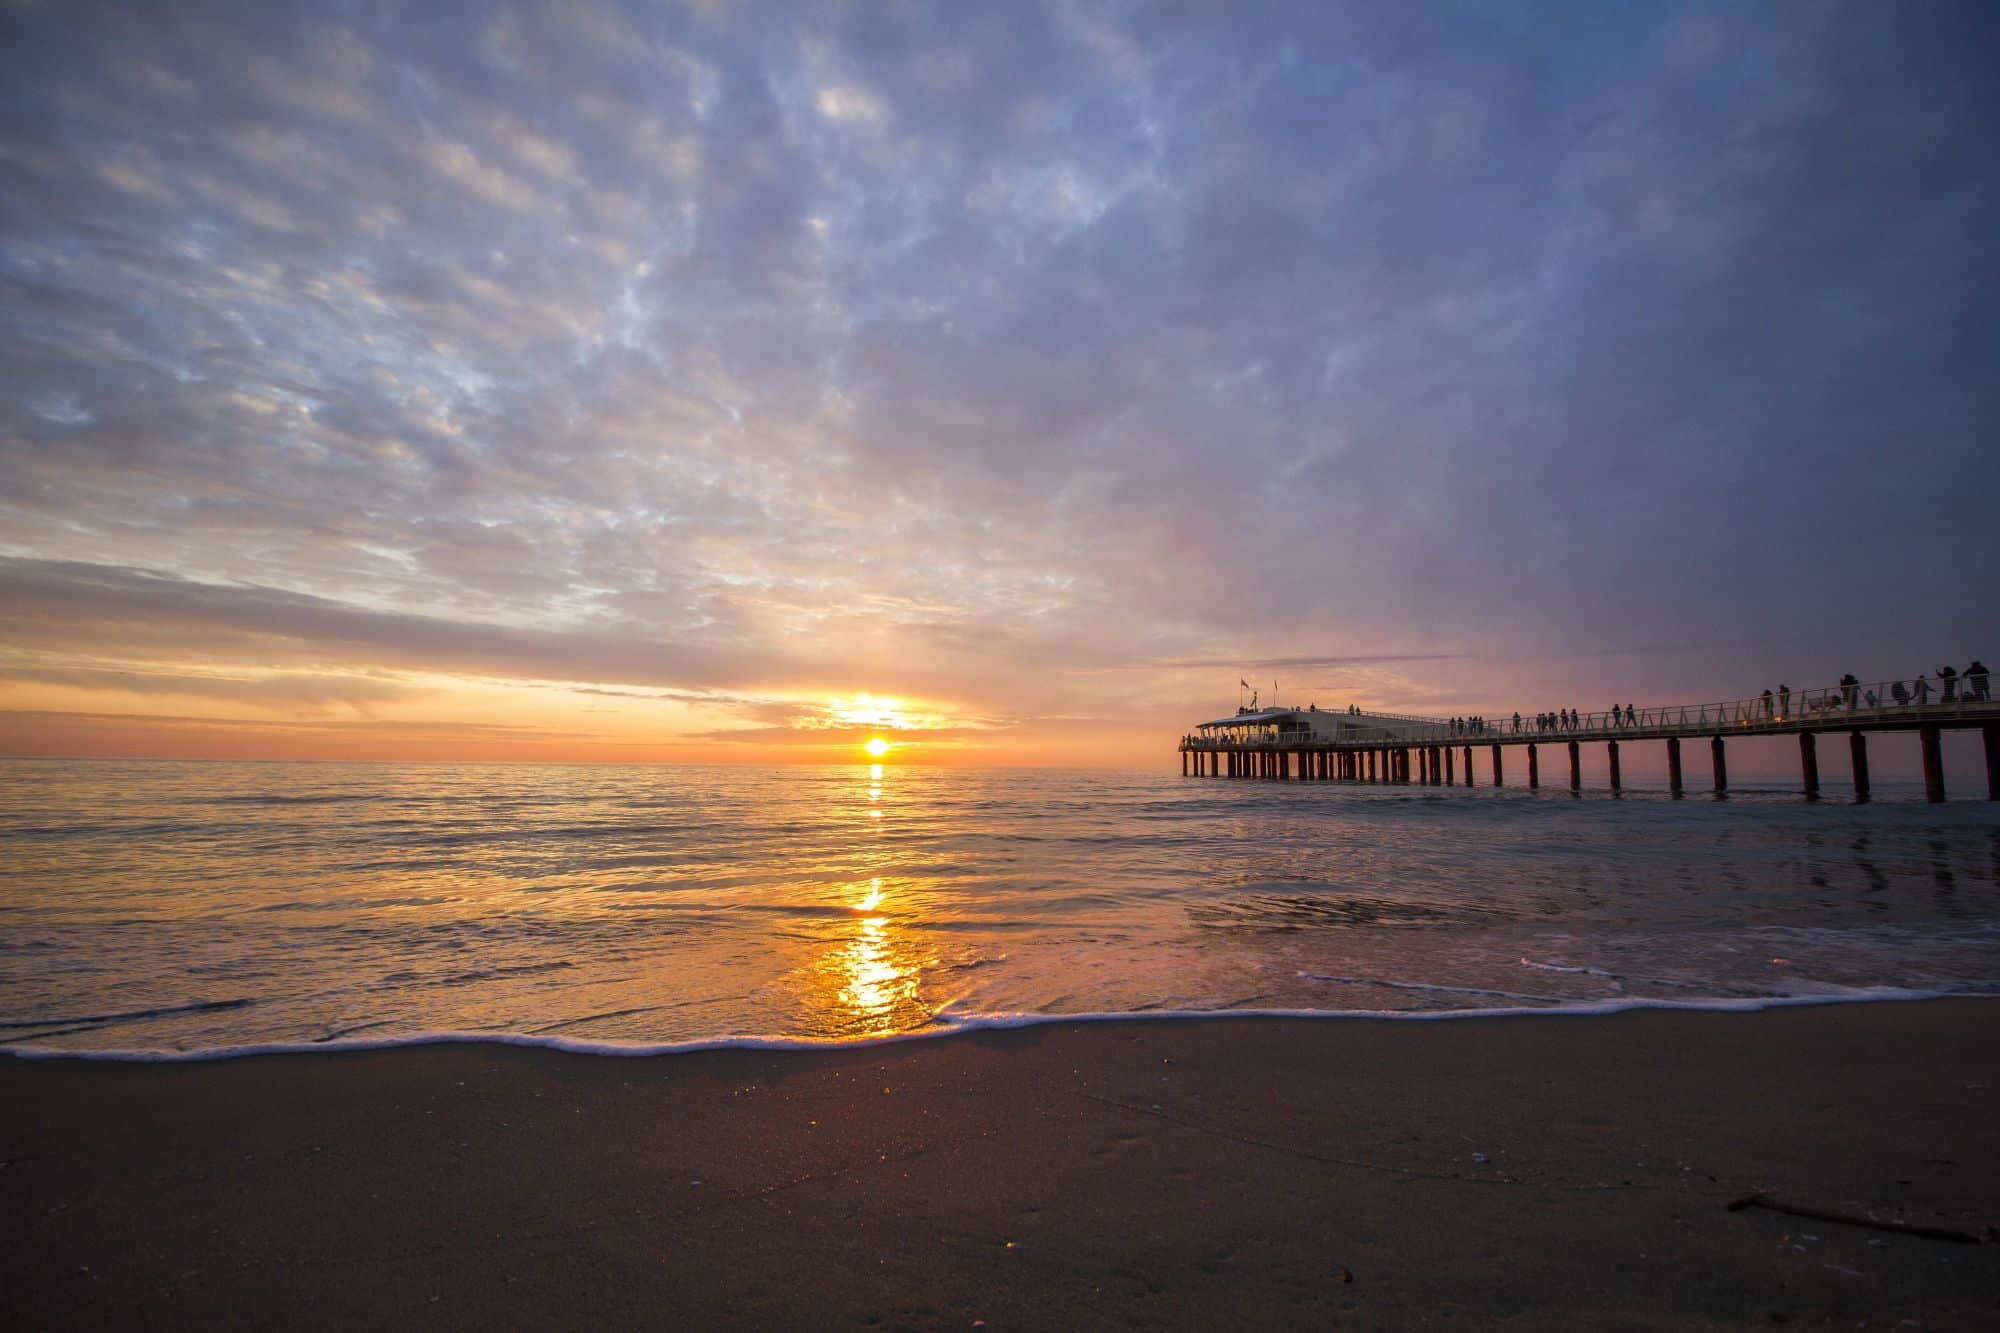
[
  {"x1": 207, "y1": 793, "x2": 377, "y2": 806},
  {"x1": 0, "y1": 997, "x2": 254, "y2": 1031},
  {"x1": 1296, "y1": 973, "x2": 1564, "y2": 1004},
  {"x1": 4, "y1": 989, "x2": 1990, "y2": 1064}
]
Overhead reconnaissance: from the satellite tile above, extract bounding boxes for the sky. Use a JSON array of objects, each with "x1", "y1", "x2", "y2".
[{"x1": 1, "y1": 0, "x2": 1997, "y2": 769}]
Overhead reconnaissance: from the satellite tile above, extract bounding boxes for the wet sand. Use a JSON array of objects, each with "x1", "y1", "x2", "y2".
[{"x1": 4, "y1": 1000, "x2": 1997, "y2": 1330}]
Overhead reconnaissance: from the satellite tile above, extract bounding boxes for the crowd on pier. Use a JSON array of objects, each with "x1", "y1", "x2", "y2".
[
  {"x1": 1449, "y1": 661, "x2": 1990, "y2": 739},
  {"x1": 1189, "y1": 662, "x2": 1993, "y2": 752},
  {"x1": 1754, "y1": 663, "x2": 1989, "y2": 716},
  {"x1": 1450, "y1": 709, "x2": 1622, "y2": 735}
]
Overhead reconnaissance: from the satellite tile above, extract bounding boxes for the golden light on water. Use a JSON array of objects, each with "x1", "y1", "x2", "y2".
[
  {"x1": 818, "y1": 868, "x2": 928, "y2": 1033},
  {"x1": 797, "y1": 768, "x2": 933, "y2": 1037}
]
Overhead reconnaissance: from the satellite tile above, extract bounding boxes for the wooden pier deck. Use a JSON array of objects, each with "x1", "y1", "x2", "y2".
[{"x1": 1178, "y1": 677, "x2": 2000, "y2": 801}]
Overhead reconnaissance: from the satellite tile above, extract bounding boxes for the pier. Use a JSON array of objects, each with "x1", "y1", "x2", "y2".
[{"x1": 1178, "y1": 678, "x2": 2000, "y2": 801}]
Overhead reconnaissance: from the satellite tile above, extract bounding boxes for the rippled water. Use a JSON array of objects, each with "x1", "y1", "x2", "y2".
[{"x1": 2, "y1": 759, "x2": 1998, "y2": 1053}]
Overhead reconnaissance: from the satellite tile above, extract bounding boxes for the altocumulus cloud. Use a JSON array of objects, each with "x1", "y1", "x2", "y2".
[{"x1": 1, "y1": 0, "x2": 1997, "y2": 758}]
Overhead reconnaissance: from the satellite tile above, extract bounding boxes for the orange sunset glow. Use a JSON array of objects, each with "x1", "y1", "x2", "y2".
[
  {"x1": 0, "y1": 0, "x2": 1993, "y2": 776},
  {"x1": 4, "y1": 4, "x2": 2000, "y2": 1329}
]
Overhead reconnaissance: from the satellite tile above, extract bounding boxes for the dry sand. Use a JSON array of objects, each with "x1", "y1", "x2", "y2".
[{"x1": 4, "y1": 1000, "x2": 1997, "y2": 1330}]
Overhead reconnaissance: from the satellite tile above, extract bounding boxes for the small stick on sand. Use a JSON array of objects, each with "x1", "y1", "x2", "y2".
[{"x1": 1726, "y1": 1194, "x2": 1984, "y2": 1244}]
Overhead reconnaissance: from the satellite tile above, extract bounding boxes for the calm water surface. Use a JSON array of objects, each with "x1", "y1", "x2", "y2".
[{"x1": 2, "y1": 760, "x2": 1998, "y2": 1053}]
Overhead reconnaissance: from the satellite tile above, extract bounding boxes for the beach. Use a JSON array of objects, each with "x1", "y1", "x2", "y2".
[{"x1": 5, "y1": 1000, "x2": 1996, "y2": 1330}]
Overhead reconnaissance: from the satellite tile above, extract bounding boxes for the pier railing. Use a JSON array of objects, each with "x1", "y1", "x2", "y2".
[{"x1": 1182, "y1": 675, "x2": 1996, "y2": 749}]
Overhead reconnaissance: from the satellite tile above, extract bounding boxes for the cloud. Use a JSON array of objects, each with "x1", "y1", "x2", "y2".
[
  {"x1": 0, "y1": 557, "x2": 796, "y2": 691},
  {"x1": 1, "y1": 0, "x2": 1997, "y2": 761},
  {"x1": 0, "y1": 663, "x2": 420, "y2": 714}
]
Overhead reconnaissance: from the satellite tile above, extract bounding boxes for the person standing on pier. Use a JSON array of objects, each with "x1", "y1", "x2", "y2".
[
  {"x1": 1913, "y1": 674, "x2": 1931, "y2": 705},
  {"x1": 1969, "y1": 660, "x2": 1991, "y2": 701},
  {"x1": 1762, "y1": 689, "x2": 1774, "y2": 718},
  {"x1": 1840, "y1": 673, "x2": 1859, "y2": 708},
  {"x1": 1937, "y1": 664, "x2": 1959, "y2": 702}
]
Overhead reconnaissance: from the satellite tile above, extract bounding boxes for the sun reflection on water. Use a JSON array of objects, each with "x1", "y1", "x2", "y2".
[
  {"x1": 823, "y1": 878, "x2": 931, "y2": 1032},
  {"x1": 800, "y1": 765, "x2": 935, "y2": 1036}
]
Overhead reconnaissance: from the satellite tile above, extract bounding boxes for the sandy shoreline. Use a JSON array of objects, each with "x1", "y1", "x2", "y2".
[{"x1": 4, "y1": 1001, "x2": 1997, "y2": 1330}]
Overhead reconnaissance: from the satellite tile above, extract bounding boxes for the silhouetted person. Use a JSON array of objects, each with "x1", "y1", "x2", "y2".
[
  {"x1": 1969, "y1": 660, "x2": 1991, "y2": 701},
  {"x1": 1840, "y1": 673, "x2": 1858, "y2": 708},
  {"x1": 1891, "y1": 681, "x2": 1910, "y2": 706},
  {"x1": 1762, "y1": 689, "x2": 1774, "y2": 718},
  {"x1": 1913, "y1": 675, "x2": 1931, "y2": 704},
  {"x1": 1777, "y1": 684, "x2": 1791, "y2": 716},
  {"x1": 1937, "y1": 665, "x2": 1959, "y2": 702}
]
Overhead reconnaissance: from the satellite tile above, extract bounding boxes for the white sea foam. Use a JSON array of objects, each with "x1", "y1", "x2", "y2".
[
  {"x1": 3, "y1": 987, "x2": 1988, "y2": 1065},
  {"x1": 1518, "y1": 958, "x2": 1617, "y2": 977}
]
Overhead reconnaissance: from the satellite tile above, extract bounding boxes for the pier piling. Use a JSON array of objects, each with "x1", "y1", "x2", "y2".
[
  {"x1": 1444, "y1": 746, "x2": 1454, "y2": 784},
  {"x1": 1527, "y1": 743, "x2": 1539, "y2": 789},
  {"x1": 1849, "y1": 731, "x2": 1869, "y2": 800},
  {"x1": 1711, "y1": 737, "x2": 1728, "y2": 794},
  {"x1": 1607, "y1": 740, "x2": 1621, "y2": 793},
  {"x1": 1799, "y1": 732, "x2": 1819, "y2": 800},
  {"x1": 1462, "y1": 745, "x2": 1473, "y2": 787},
  {"x1": 1666, "y1": 737, "x2": 1682, "y2": 796},
  {"x1": 1985, "y1": 725, "x2": 1999, "y2": 801},
  {"x1": 1567, "y1": 740, "x2": 1580, "y2": 792},
  {"x1": 1921, "y1": 726, "x2": 1945, "y2": 802},
  {"x1": 1490, "y1": 744, "x2": 1502, "y2": 787}
]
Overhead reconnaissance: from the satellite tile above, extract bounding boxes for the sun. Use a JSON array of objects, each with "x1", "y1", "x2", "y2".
[{"x1": 864, "y1": 737, "x2": 890, "y2": 758}]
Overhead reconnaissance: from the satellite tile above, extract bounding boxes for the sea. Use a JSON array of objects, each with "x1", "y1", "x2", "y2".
[{"x1": 2, "y1": 759, "x2": 1997, "y2": 1059}]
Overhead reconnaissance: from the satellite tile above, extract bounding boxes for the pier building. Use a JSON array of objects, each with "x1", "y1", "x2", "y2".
[{"x1": 1178, "y1": 678, "x2": 2000, "y2": 801}]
